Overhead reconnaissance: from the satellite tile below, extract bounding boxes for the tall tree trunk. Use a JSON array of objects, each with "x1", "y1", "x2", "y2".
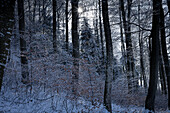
[
  {"x1": 0, "y1": 0, "x2": 16, "y2": 91},
  {"x1": 145, "y1": 0, "x2": 160, "y2": 111},
  {"x1": 160, "y1": 1, "x2": 170, "y2": 109},
  {"x1": 119, "y1": 0, "x2": 126, "y2": 73},
  {"x1": 33, "y1": 0, "x2": 37, "y2": 23},
  {"x1": 18, "y1": 0, "x2": 29, "y2": 84},
  {"x1": 98, "y1": 0, "x2": 105, "y2": 61},
  {"x1": 53, "y1": 0, "x2": 57, "y2": 52},
  {"x1": 71, "y1": 0, "x2": 79, "y2": 94},
  {"x1": 65, "y1": 0, "x2": 69, "y2": 51},
  {"x1": 42, "y1": 0, "x2": 45, "y2": 34},
  {"x1": 120, "y1": 0, "x2": 135, "y2": 93},
  {"x1": 167, "y1": 0, "x2": 170, "y2": 13},
  {"x1": 138, "y1": 0, "x2": 147, "y2": 89},
  {"x1": 159, "y1": 47, "x2": 167, "y2": 94},
  {"x1": 38, "y1": 0, "x2": 41, "y2": 23},
  {"x1": 102, "y1": 0, "x2": 113, "y2": 112}
]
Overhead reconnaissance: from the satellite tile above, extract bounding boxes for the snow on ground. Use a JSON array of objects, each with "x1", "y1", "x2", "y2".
[{"x1": 0, "y1": 91, "x2": 145, "y2": 113}]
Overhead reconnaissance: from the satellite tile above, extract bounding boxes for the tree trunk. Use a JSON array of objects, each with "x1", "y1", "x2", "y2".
[
  {"x1": 33, "y1": 0, "x2": 37, "y2": 23},
  {"x1": 138, "y1": 0, "x2": 147, "y2": 89},
  {"x1": 18, "y1": 0, "x2": 29, "y2": 84},
  {"x1": 98, "y1": 0, "x2": 105, "y2": 61},
  {"x1": 159, "y1": 48, "x2": 167, "y2": 94},
  {"x1": 145, "y1": 0, "x2": 160, "y2": 111},
  {"x1": 0, "y1": 0, "x2": 16, "y2": 91},
  {"x1": 120, "y1": 0, "x2": 135, "y2": 93},
  {"x1": 71, "y1": 0, "x2": 79, "y2": 94},
  {"x1": 102, "y1": 0, "x2": 113, "y2": 112},
  {"x1": 167, "y1": 0, "x2": 170, "y2": 13},
  {"x1": 119, "y1": 0, "x2": 126, "y2": 73},
  {"x1": 160, "y1": 1, "x2": 170, "y2": 109},
  {"x1": 53, "y1": 0, "x2": 57, "y2": 52},
  {"x1": 66, "y1": 0, "x2": 69, "y2": 51}
]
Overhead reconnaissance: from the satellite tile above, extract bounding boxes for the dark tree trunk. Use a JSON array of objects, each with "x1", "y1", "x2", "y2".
[
  {"x1": 65, "y1": 0, "x2": 69, "y2": 51},
  {"x1": 38, "y1": 0, "x2": 41, "y2": 23},
  {"x1": 53, "y1": 0, "x2": 57, "y2": 52},
  {"x1": 18, "y1": 0, "x2": 29, "y2": 84},
  {"x1": 98, "y1": 0, "x2": 105, "y2": 61},
  {"x1": 145, "y1": 0, "x2": 160, "y2": 111},
  {"x1": 0, "y1": 0, "x2": 16, "y2": 91},
  {"x1": 33, "y1": 0, "x2": 37, "y2": 23},
  {"x1": 159, "y1": 48, "x2": 167, "y2": 94},
  {"x1": 71, "y1": 0, "x2": 79, "y2": 94},
  {"x1": 119, "y1": 0, "x2": 126, "y2": 73},
  {"x1": 167, "y1": 0, "x2": 170, "y2": 13},
  {"x1": 160, "y1": 1, "x2": 170, "y2": 109},
  {"x1": 42, "y1": 0, "x2": 45, "y2": 34},
  {"x1": 102, "y1": 0, "x2": 113, "y2": 112}
]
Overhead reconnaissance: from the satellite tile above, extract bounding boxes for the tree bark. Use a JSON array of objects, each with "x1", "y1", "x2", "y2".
[
  {"x1": 66, "y1": 0, "x2": 69, "y2": 51},
  {"x1": 145, "y1": 0, "x2": 160, "y2": 111},
  {"x1": 138, "y1": 0, "x2": 147, "y2": 89},
  {"x1": 160, "y1": 1, "x2": 170, "y2": 109},
  {"x1": 18, "y1": 0, "x2": 29, "y2": 84},
  {"x1": 0, "y1": 0, "x2": 16, "y2": 91},
  {"x1": 33, "y1": 0, "x2": 37, "y2": 23},
  {"x1": 167, "y1": 0, "x2": 170, "y2": 13},
  {"x1": 120, "y1": 0, "x2": 135, "y2": 93},
  {"x1": 98, "y1": 0, "x2": 105, "y2": 61},
  {"x1": 102, "y1": 0, "x2": 113, "y2": 112},
  {"x1": 71, "y1": 0, "x2": 79, "y2": 94},
  {"x1": 53, "y1": 0, "x2": 57, "y2": 52}
]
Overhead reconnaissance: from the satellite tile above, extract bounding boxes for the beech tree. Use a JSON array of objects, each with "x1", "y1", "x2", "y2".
[
  {"x1": 53, "y1": 0, "x2": 57, "y2": 52},
  {"x1": 102, "y1": 0, "x2": 114, "y2": 112},
  {"x1": 71, "y1": 0, "x2": 79, "y2": 94},
  {"x1": 145, "y1": 0, "x2": 160, "y2": 111},
  {"x1": 65, "y1": 0, "x2": 69, "y2": 50},
  {"x1": 120, "y1": 0, "x2": 135, "y2": 92},
  {"x1": 18, "y1": 0, "x2": 29, "y2": 83},
  {"x1": 160, "y1": 0, "x2": 170, "y2": 109},
  {"x1": 0, "y1": 0, "x2": 16, "y2": 91}
]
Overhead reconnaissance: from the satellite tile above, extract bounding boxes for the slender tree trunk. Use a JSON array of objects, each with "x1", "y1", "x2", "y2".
[
  {"x1": 138, "y1": 0, "x2": 147, "y2": 89},
  {"x1": 167, "y1": 0, "x2": 170, "y2": 13},
  {"x1": 53, "y1": 0, "x2": 57, "y2": 52},
  {"x1": 98, "y1": 0, "x2": 105, "y2": 61},
  {"x1": 159, "y1": 47, "x2": 167, "y2": 94},
  {"x1": 18, "y1": 0, "x2": 29, "y2": 84},
  {"x1": 33, "y1": 0, "x2": 37, "y2": 23},
  {"x1": 38, "y1": 0, "x2": 41, "y2": 23},
  {"x1": 28, "y1": 0, "x2": 32, "y2": 23},
  {"x1": 66, "y1": 0, "x2": 69, "y2": 50},
  {"x1": 160, "y1": 1, "x2": 170, "y2": 109},
  {"x1": 42, "y1": 0, "x2": 45, "y2": 34},
  {"x1": 102, "y1": 0, "x2": 113, "y2": 112},
  {"x1": 145, "y1": 0, "x2": 160, "y2": 111},
  {"x1": 71, "y1": 0, "x2": 79, "y2": 94},
  {"x1": 119, "y1": 0, "x2": 126, "y2": 73},
  {"x1": 120, "y1": 0, "x2": 135, "y2": 93},
  {"x1": 0, "y1": 0, "x2": 16, "y2": 91}
]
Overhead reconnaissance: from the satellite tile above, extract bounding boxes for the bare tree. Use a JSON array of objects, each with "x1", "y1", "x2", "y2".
[
  {"x1": 102, "y1": 0, "x2": 114, "y2": 112},
  {"x1": 71, "y1": 0, "x2": 79, "y2": 94},
  {"x1": 145, "y1": 0, "x2": 160, "y2": 111},
  {"x1": 53, "y1": 0, "x2": 57, "y2": 52},
  {"x1": 18, "y1": 0, "x2": 29, "y2": 83},
  {"x1": 160, "y1": 0, "x2": 170, "y2": 109},
  {"x1": 66, "y1": 0, "x2": 69, "y2": 50},
  {"x1": 0, "y1": 0, "x2": 16, "y2": 91}
]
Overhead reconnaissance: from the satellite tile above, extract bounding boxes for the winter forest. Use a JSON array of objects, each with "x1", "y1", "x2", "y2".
[{"x1": 0, "y1": 0, "x2": 170, "y2": 112}]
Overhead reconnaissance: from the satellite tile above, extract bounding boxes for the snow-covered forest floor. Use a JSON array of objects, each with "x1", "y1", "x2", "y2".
[{"x1": 0, "y1": 34, "x2": 169, "y2": 113}]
